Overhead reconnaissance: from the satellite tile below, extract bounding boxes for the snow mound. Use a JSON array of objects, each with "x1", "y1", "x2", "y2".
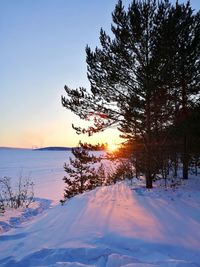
[
  {"x1": 0, "y1": 198, "x2": 52, "y2": 234},
  {"x1": 0, "y1": 182, "x2": 200, "y2": 266}
]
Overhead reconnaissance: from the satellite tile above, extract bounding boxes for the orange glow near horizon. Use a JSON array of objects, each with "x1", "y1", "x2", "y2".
[
  {"x1": 0, "y1": 124, "x2": 122, "y2": 149},
  {"x1": 107, "y1": 143, "x2": 119, "y2": 153}
]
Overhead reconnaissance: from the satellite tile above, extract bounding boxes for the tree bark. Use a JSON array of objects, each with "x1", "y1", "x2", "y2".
[
  {"x1": 146, "y1": 147, "x2": 153, "y2": 188},
  {"x1": 183, "y1": 134, "x2": 189, "y2": 179}
]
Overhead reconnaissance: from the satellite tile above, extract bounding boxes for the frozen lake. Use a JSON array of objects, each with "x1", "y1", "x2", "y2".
[{"x1": 0, "y1": 148, "x2": 71, "y2": 201}]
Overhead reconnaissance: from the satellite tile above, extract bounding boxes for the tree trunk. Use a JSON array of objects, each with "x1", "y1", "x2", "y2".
[
  {"x1": 195, "y1": 156, "x2": 198, "y2": 176},
  {"x1": 146, "y1": 173, "x2": 153, "y2": 188},
  {"x1": 174, "y1": 153, "x2": 178, "y2": 178},
  {"x1": 146, "y1": 148, "x2": 153, "y2": 189},
  {"x1": 182, "y1": 134, "x2": 189, "y2": 179},
  {"x1": 181, "y1": 77, "x2": 189, "y2": 180},
  {"x1": 135, "y1": 155, "x2": 139, "y2": 179}
]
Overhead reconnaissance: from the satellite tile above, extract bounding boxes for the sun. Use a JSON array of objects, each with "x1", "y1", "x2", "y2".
[{"x1": 107, "y1": 143, "x2": 118, "y2": 152}]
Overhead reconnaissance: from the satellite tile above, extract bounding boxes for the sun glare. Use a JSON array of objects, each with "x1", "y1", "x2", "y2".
[{"x1": 108, "y1": 143, "x2": 118, "y2": 152}]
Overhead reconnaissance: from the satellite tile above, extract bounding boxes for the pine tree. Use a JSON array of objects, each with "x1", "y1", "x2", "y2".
[
  {"x1": 62, "y1": 0, "x2": 172, "y2": 188},
  {"x1": 95, "y1": 163, "x2": 106, "y2": 187},
  {"x1": 62, "y1": 0, "x2": 200, "y2": 188},
  {"x1": 170, "y1": 2, "x2": 200, "y2": 179},
  {"x1": 61, "y1": 143, "x2": 101, "y2": 201}
]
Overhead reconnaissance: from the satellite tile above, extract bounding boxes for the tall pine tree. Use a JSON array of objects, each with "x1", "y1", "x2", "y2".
[
  {"x1": 62, "y1": 0, "x2": 200, "y2": 187},
  {"x1": 170, "y1": 2, "x2": 200, "y2": 179}
]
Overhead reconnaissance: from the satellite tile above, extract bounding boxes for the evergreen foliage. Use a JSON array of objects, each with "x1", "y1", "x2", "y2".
[
  {"x1": 61, "y1": 143, "x2": 103, "y2": 202},
  {"x1": 62, "y1": 0, "x2": 200, "y2": 189}
]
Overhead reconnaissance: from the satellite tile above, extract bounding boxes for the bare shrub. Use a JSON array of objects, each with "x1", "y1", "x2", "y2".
[
  {"x1": 0, "y1": 176, "x2": 34, "y2": 212},
  {"x1": 0, "y1": 200, "x2": 5, "y2": 214}
]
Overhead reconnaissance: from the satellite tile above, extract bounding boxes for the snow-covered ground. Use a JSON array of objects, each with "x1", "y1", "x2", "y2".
[
  {"x1": 0, "y1": 149, "x2": 200, "y2": 266},
  {"x1": 0, "y1": 148, "x2": 70, "y2": 201}
]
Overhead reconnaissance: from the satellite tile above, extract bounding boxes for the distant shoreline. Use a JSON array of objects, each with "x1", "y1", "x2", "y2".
[{"x1": 0, "y1": 146, "x2": 73, "y2": 151}]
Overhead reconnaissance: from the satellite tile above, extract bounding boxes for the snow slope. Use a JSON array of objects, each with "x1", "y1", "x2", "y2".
[{"x1": 0, "y1": 182, "x2": 200, "y2": 267}]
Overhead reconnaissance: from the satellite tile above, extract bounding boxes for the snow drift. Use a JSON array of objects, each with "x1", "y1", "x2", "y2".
[{"x1": 0, "y1": 182, "x2": 200, "y2": 266}]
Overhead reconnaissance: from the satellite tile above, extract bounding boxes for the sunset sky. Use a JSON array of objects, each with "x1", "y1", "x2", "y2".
[{"x1": 1, "y1": 0, "x2": 200, "y2": 148}]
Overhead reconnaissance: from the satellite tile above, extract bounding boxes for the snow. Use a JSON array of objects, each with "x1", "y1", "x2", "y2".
[
  {"x1": 0, "y1": 198, "x2": 52, "y2": 234},
  {"x1": 0, "y1": 149, "x2": 200, "y2": 266},
  {"x1": 0, "y1": 148, "x2": 70, "y2": 201}
]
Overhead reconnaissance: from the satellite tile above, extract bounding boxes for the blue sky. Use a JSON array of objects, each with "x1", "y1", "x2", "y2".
[{"x1": 1, "y1": 0, "x2": 200, "y2": 148}]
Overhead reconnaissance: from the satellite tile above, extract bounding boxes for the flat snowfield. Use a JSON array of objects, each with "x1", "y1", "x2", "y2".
[
  {"x1": 0, "y1": 148, "x2": 70, "y2": 201},
  {"x1": 0, "y1": 149, "x2": 200, "y2": 266}
]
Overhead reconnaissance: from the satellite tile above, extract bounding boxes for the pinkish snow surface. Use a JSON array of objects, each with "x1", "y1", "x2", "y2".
[
  {"x1": 0, "y1": 182, "x2": 200, "y2": 266},
  {"x1": 0, "y1": 149, "x2": 200, "y2": 266}
]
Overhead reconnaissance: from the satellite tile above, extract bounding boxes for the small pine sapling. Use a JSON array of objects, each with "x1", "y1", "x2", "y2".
[{"x1": 61, "y1": 143, "x2": 101, "y2": 202}]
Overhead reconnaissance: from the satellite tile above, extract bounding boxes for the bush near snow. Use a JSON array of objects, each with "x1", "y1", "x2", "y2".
[{"x1": 0, "y1": 176, "x2": 34, "y2": 213}]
